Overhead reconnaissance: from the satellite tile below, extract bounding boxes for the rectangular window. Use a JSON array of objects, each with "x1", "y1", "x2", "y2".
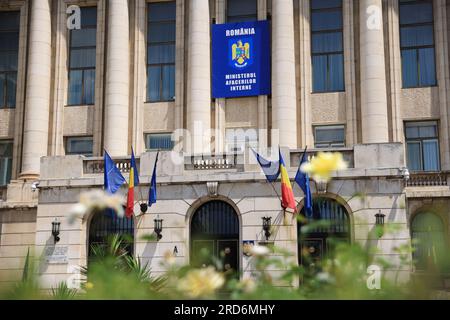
[
  {"x1": 67, "y1": 7, "x2": 97, "y2": 106},
  {"x1": 65, "y1": 136, "x2": 93, "y2": 156},
  {"x1": 147, "y1": 2, "x2": 176, "y2": 102},
  {"x1": 399, "y1": 0, "x2": 436, "y2": 88},
  {"x1": 145, "y1": 133, "x2": 174, "y2": 151},
  {"x1": 405, "y1": 121, "x2": 440, "y2": 171},
  {"x1": 0, "y1": 140, "x2": 13, "y2": 186},
  {"x1": 0, "y1": 11, "x2": 20, "y2": 109},
  {"x1": 314, "y1": 125, "x2": 345, "y2": 148},
  {"x1": 226, "y1": 0, "x2": 258, "y2": 23},
  {"x1": 311, "y1": 0, "x2": 344, "y2": 93}
]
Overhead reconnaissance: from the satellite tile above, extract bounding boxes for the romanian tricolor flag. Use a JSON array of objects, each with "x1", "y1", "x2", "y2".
[
  {"x1": 279, "y1": 149, "x2": 296, "y2": 212},
  {"x1": 125, "y1": 148, "x2": 140, "y2": 218}
]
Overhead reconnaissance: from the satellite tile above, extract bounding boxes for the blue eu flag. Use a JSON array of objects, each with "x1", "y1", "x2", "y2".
[
  {"x1": 104, "y1": 150, "x2": 126, "y2": 194},
  {"x1": 251, "y1": 148, "x2": 280, "y2": 183},
  {"x1": 148, "y1": 152, "x2": 159, "y2": 207},
  {"x1": 295, "y1": 148, "x2": 313, "y2": 218}
]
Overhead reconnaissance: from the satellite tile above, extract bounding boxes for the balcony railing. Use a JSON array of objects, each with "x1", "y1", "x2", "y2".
[
  {"x1": 184, "y1": 153, "x2": 242, "y2": 171},
  {"x1": 407, "y1": 171, "x2": 449, "y2": 187},
  {"x1": 83, "y1": 157, "x2": 138, "y2": 175}
]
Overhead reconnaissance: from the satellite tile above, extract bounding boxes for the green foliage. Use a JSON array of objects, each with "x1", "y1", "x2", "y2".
[{"x1": 51, "y1": 282, "x2": 77, "y2": 300}]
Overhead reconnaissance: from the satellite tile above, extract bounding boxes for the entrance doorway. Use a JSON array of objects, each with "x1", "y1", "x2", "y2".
[
  {"x1": 298, "y1": 197, "x2": 350, "y2": 269},
  {"x1": 190, "y1": 200, "x2": 239, "y2": 277}
]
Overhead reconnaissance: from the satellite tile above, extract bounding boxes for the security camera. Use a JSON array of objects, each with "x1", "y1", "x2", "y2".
[{"x1": 31, "y1": 181, "x2": 40, "y2": 192}]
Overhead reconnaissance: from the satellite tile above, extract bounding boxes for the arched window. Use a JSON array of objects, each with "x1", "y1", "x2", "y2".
[
  {"x1": 298, "y1": 197, "x2": 350, "y2": 267},
  {"x1": 190, "y1": 200, "x2": 239, "y2": 275},
  {"x1": 411, "y1": 212, "x2": 448, "y2": 272},
  {"x1": 88, "y1": 210, "x2": 134, "y2": 260}
]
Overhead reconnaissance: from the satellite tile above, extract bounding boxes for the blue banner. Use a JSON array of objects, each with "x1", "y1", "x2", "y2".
[{"x1": 212, "y1": 21, "x2": 271, "y2": 98}]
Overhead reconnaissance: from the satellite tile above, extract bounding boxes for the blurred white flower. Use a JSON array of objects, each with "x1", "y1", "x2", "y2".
[
  {"x1": 163, "y1": 250, "x2": 176, "y2": 265},
  {"x1": 67, "y1": 190, "x2": 124, "y2": 224},
  {"x1": 250, "y1": 245, "x2": 270, "y2": 257},
  {"x1": 237, "y1": 278, "x2": 257, "y2": 293},
  {"x1": 177, "y1": 267, "x2": 225, "y2": 298}
]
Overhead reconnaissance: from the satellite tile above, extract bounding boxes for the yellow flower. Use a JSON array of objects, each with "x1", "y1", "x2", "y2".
[
  {"x1": 85, "y1": 282, "x2": 94, "y2": 290},
  {"x1": 301, "y1": 152, "x2": 348, "y2": 183},
  {"x1": 177, "y1": 267, "x2": 225, "y2": 298}
]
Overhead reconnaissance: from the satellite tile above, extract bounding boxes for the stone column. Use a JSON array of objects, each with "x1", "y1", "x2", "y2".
[
  {"x1": 20, "y1": 0, "x2": 52, "y2": 179},
  {"x1": 187, "y1": 0, "x2": 211, "y2": 154},
  {"x1": 103, "y1": 0, "x2": 130, "y2": 156},
  {"x1": 271, "y1": 0, "x2": 297, "y2": 149},
  {"x1": 360, "y1": 0, "x2": 389, "y2": 143}
]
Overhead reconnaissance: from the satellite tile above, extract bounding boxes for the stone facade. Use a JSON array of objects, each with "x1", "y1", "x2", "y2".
[{"x1": 0, "y1": 0, "x2": 449, "y2": 290}]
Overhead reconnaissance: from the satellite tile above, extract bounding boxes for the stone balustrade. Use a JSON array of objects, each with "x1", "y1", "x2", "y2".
[
  {"x1": 407, "y1": 172, "x2": 449, "y2": 187},
  {"x1": 83, "y1": 157, "x2": 139, "y2": 175}
]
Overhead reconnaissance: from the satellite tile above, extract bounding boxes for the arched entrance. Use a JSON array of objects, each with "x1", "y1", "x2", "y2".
[
  {"x1": 190, "y1": 200, "x2": 239, "y2": 276},
  {"x1": 88, "y1": 210, "x2": 134, "y2": 262},
  {"x1": 298, "y1": 197, "x2": 350, "y2": 268},
  {"x1": 411, "y1": 212, "x2": 448, "y2": 272}
]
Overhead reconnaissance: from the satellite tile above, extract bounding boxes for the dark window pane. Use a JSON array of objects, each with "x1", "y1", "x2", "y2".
[
  {"x1": 70, "y1": 28, "x2": 97, "y2": 47},
  {"x1": 418, "y1": 124, "x2": 437, "y2": 138},
  {"x1": 148, "y1": 2, "x2": 176, "y2": 22},
  {"x1": 148, "y1": 44, "x2": 175, "y2": 64},
  {"x1": 328, "y1": 54, "x2": 344, "y2": 91},
  {"x1": 407, "y1": 141, "x2": 422, "y2": 171},
  {"x1": 312, "y1": 55, "x2": 327, "y2": 92},
  {"x1": 227, "y1": 0, "x2": 257, "y2": 22},
  {"x1": 148, "y1": 23, "x2": 176, "y2": 43},
  {"x1": 0, "y1": 52, "x2": 18, "y2": 72},
  {"x1": 405, "y1": 125, "x2": 419, "y2": 139},
  {"x1": 0, "y1": 141, "x2": 13, "y2": 186},
  {"x1": 312, "y1": 32, "x2": 342, "y2": 53},
  {"x1": 418, "y1": 48, "x2": 436, "y2": 86},
  {"x1": 0, "y1": 32, "x2": 20, "y2": 51},
  {"x1": 70, "y1": 48, "x2": 96, "y2": 68},
  {"x1": 311, "y1": 11, "x2": 343, "y2": 32},
  {"x1": 66, "y1": 137, "x2": 93, "y2": 156},
  {"x1": 311, "y1": 0, "x2": 342, "y2": 10},
  {"x1": 315, "y1": 126, "x2": 345, "y2": 144},
  {"x1": 400, "y1": 25, "x2": 433, "y2": 48},
  {"x1": 68, "y1": 70, "x2": 82, "y2": 105},
  {"x1": 147, "y1": 133, "x2": 174, "y2": 150},
  {"x1": 81, "y1": 7, "x2": 97, "y2": 27},
  {"x1": 147, "y1": 66, "x2": 161, "y2": 102},
  {"x1": 423, "y1": 140, "x2": 439, "y2": 171},
  {"x1": 83, "y1": 69, "x2": 95, "y2": 105},
  {"x1": 399, "y1": 2, "x2": 433, "y2": 25},
  {"x1": 0, "y1": 12, "x2": 20, "y2": 30},
  {"x1": 6, "y1": 73, "x2": 16, "y2": 108},
  {"x1": 401, "y1": 49, "x2": 418, "y2": 88},
  {"x1": 161, "y1": 65, "x2": 175, "y2": 101}
]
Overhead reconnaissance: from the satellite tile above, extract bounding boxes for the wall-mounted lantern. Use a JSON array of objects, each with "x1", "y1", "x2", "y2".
[
  {"x1": 52, "y1": 218, "x2": 61, "y2": 243},
  {"x1": 375, "y1": 211, "x2": 385, "y2": 226},
  {"x1": 262, "y1": 217, "x2": 272, "y2": 241},
  {"x1": 154, "y1": 215, "x2": 163, "y2": 241}
]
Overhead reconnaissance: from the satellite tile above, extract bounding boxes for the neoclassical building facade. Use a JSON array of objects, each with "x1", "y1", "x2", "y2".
[{"x1": 0, "y1": 0, "x2": 450, "y2": 290}]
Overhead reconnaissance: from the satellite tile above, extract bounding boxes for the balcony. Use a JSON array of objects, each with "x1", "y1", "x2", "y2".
[
  {"x1": 407, "y1": 171, "x2": 449, "y2": 187},
  {"x1": 83, "y1": 157, "x2": 140, "y2": 175}
]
